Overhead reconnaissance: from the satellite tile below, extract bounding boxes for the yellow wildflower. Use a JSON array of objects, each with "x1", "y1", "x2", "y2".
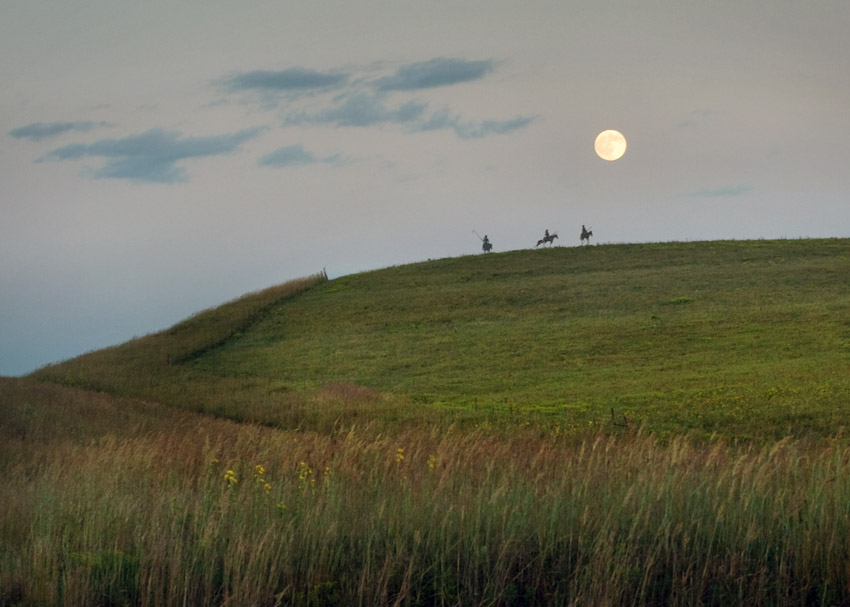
[{"x1": 298, "y1": 461, "x2": 314, "y2": 491}]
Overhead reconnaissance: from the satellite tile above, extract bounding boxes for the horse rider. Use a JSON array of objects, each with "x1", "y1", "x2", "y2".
[{"x1": 482, "y1": 235, "x2": 492, "y2": 252}]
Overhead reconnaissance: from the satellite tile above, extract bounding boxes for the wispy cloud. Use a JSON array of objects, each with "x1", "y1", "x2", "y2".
[
  {"x1": 258, "y1": 144, "x2": 344, "y2": 168},
  {"x1": 374, "y1": 58, "x2": 494, "y2": 91},
  {"x1": 40, "y1": 127, "x2": 264, "y2": 183},
  {"x1": 676, "y1": 109, "x2": 715, "y2": 129},
  {"x1": 221, "y1": 68, "x2": 348, "y2": 95},
  {"x1": 417, "y1": 109, "x2": 537, "y2": 138},
  {"x1": 9, "y1": 121, "x2": 110, "y2": 141},
  {"x1": 286, "y1": 93, "x2": 427, "y2": 127},
  {"x1": 219, "y1": 58, "x2": 534, "y2": 140},
  {"x1": 454, "y1": 116, "x2": 537, "y2": 138},
  {"x1": 285, "y1": 89, "x2": 536, "y2": 137},
  {"x1": 687, "y1": 185, "x2": 751, "y2": 198}
]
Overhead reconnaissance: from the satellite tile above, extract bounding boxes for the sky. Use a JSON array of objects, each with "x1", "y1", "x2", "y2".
[{"x1": 2, "y1": 1, "x2": 849, "y2": 376}]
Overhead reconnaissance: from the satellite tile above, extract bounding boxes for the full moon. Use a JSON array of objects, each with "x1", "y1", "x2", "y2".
[{"x1": 594, "y1": 129, "x2": 627, "y2": 161}]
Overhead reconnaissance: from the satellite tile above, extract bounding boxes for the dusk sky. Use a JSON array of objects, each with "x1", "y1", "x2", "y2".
[{"x1": 3, "y1": 1, "x2": 849, "y2": 376}]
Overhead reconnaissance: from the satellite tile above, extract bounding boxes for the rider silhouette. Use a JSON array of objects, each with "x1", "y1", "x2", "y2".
[
  {"x1": 482, "y1": 235, "x2": 492, "y2": 252},
  {"x1": 544, "y1": 229, "x2": 550, "y2": 239}
]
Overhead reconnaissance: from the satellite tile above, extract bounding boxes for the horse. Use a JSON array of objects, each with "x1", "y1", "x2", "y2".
[
  {"x1": 536, "y1": 232, "x2": 558, "y2": 247},
  {"x1": 580, "y1": 225, "x2": 593, "y2": 245}
]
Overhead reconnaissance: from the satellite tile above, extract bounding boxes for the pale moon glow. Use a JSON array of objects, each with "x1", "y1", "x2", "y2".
[{"x1": 594, "y1": 129, "x2": 627, "y2": 161}]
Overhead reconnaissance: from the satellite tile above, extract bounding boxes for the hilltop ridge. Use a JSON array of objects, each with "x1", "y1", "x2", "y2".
[{"x1": 32, "y1": 238, "x2": 850, "y2": 438}]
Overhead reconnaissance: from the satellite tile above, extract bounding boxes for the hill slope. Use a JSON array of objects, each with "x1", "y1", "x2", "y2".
[{"x1": 33, "y1": 239, "x2": 850, "y2": 438}]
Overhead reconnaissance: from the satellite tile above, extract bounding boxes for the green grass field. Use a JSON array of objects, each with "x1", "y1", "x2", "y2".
[
  {"x1": 192, "y1": 238, "x2": 849, "y2": 439},
  {"x1": 32, "y1": 238, "x2": 850, "y2": 439},
  {"x1": 5, "y1": 238, "x2": 850, "y2": 605}
]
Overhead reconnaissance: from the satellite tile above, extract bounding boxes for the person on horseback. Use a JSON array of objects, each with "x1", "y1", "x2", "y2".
[
  {"x1": 482, "y1": 235, "x2": 492, "y2": 252},
  {"x1": 536, "y1": 229, "x2": 558, "y2": 247}
]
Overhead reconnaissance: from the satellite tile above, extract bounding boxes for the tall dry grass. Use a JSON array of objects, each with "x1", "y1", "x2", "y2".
[{"x1": 3, "y1": 377, "x2": 850, "y2": 606}]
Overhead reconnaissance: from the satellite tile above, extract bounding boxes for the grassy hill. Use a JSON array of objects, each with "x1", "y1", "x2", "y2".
[
  {"x1": 7, "y1": 238, "x2": 850, "y2": 606},
  {"x1": 32, "y1": 238, "x2": 850, "y2": 439}
]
